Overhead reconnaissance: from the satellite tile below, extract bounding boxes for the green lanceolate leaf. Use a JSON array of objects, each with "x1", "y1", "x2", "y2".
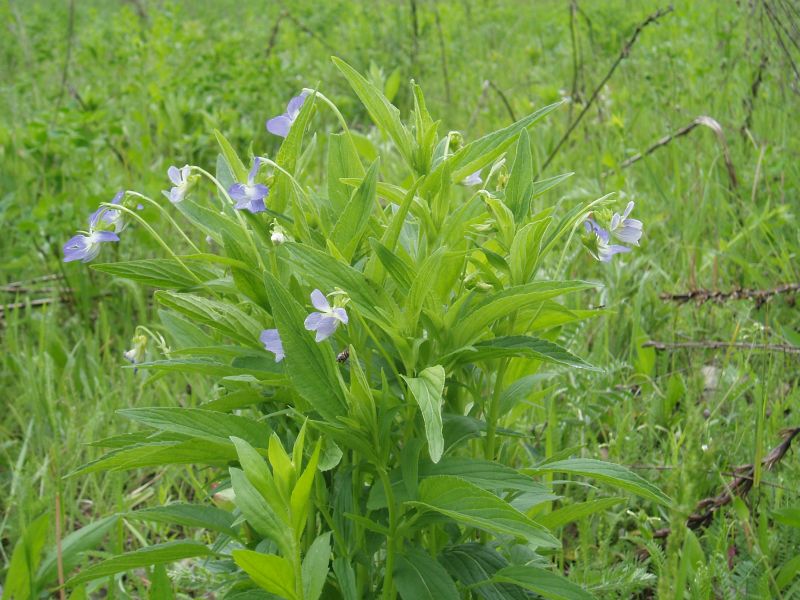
[
  {"x1": 214, "y1": 129, "x2": 249, "y2": 182},
  {"x1": 439, "y1": 544, "x2": 527, "y2": 600},
  {"x1": 394, "y1": 547, "x2": 460, "y2": 600},
  {"x1": 327, "y1": 131, "x2": 365, "y2": 214},
  {"x1": 409, "y1": 476, "x2": 559, "y2": 548},
  {"x1": 92, "y1": 259, "x2": 217, "y2": 289},
  {"x1": 302, "y1": 532, "x2": 332, "y2": 600},
  {"x1": 332, "y1": 57, "x2": 413, "y2": 167},
  {"x1": 271, "y1": 90, "x2": 316, "y2": 215},
  {"x1": 283, "y1": 242, "x2": 397, "y2": 327},
  {"x1": 537, "y1": 497, "x2": 626, "y2": 530},
  {"x1": 66, "y1": 541, "x2": 213, "y2": 587},
  {"x1": 421, "y1": 457, "x2": 550, "y2": 495},
  {"x1": 504, "y1": 128, "x2": 534, "y2": 222},
  {"x1": 491, "y1": 565, "x2": 595, "y2": 600},
  {"x1": 263, "y1": 272, "x2": 346, "y2": 421},
  {"x1": 527, "y1": 458, "x2": 671, "y2": 506},
  {"x1": 402, "y1": 365, "x2": 446, "y2": 463},
  {"x1": 369, "y1": 238, "x2": 415, "y2": 291},
  {"x1": 118, "y1": 407, "x2": 272, "y2": 449},
  {"x1": 331, "y1": 158, "x2": 380, "y2": 261},
  {"x1": 124, "y1": 504, "x2": 238, "y2": 538},
  {"x1": 447, "y1": 280, "x2": 594, "y2": 346},
  {"x1": 232, "y1": 551, "x2": 297, "y2": 599},
  {"x1": 444, "y1": 336, "x2": 597, "y2": 370},
  {"x1": 155, "y1": 291, "x2": 263, "y2": 348},
  {"x1": 230, "y1": 468, "x2": 293, "y2": 555}
]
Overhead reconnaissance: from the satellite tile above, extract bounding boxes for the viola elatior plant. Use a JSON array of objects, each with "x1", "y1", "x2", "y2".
[{"x1": 64, "y1": 59, "x2": 663, "y2": 599}]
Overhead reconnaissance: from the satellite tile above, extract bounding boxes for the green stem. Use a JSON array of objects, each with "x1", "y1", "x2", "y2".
[
  {"x1": 484, "y1": 358, "x2": 509, "y2": 461},
  {"x1": 302, "y1": 88, "x2": 352, "y2": 135},
  {"x1": 125, "y1": 191, "x2": 200, "y2": 253},
  {"x1": 378, "y1": 467, "x2": 398, "y2": 600}
]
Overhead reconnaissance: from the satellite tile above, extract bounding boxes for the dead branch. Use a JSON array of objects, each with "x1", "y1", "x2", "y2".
[
  {"x1": 643, "y1": 340, "x2": 800, "y2": 355},
  {"x1": 741, "y1": 53, "x2": 769, "y2": 135},
  {"x1": 660, "y1": 283, "x2": 799, "y2": 307},
  {"x1": 538, "y1": 5, "x2": 674, "y2": 176},
  {"x1": 488, "y1": 80, "x2": 516, "y2": 123},
  {"x1": 606, "y1": 115, "x2": 738, "y2": 189}
]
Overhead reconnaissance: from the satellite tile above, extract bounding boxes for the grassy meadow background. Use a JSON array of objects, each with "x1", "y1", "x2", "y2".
[{"x1": 2, "y1": 0, "x2": 800, "y2": 596}]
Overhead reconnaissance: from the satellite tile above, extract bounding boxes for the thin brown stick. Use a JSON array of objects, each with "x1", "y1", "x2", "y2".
[
  {"x1": 538, "y1": 5, "x2": 674, "y2": 176},
  {"x1": 277, "y1": 2, "x2": 339, "y2": 58},
  {"x1": 741, "y1": 53, "x2": 769, "y2": 135},
  {"x1": 643, "y1": 340, "x2": 800, "y2": 355},
  {"x1": 265, "y1": 12, "x2": 285, "y2": 58},
  {"x1": 52, "y1": 0, "x2": 76, "y2": 121},
  {"x1": 659, "y1": 283, "x2": 799, "y2": 307},
  {"x1": 607, "y1": 115, "x2": 738, "y2": 188},
  {"x1": 488, "y1": 80, "x2": 516, "y2": 123}
]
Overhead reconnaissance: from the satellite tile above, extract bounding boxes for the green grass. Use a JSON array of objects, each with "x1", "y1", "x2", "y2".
[{"x1": 2, "y1": 0, "x2": 799, "y2": 597}]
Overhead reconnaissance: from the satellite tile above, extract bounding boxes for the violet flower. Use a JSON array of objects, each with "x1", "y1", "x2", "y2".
[
  {"x1": 266, "y1": 92, "x2": 308, "y2": 138},
  {"x1": 63, "y1": 231, "x2": 119, "y2": 263},
  {"x1": 304, "y1": 289, "x2": 348, "y2": 342},
  {"x1": 163, "y1": 165, "x2": 192, "y2": 203},
  {"x1": 228, "y1": 158, "x2": 269, "y2": 214},
  {"x1": 609, "y1": 201, "x2": 643, "y2": 245},
  {"x1": 461, "y1": 170, "x2": 483, "y2": 186},
  {"x1": 584, "y1": 218, "x2": 631, "y2": 263},
  {"x1": 89, "y1": 191, "x2": 125, "y2": 233},
  {"x1": 260, "y1": 328, "x2": 285, "y2": 362}
]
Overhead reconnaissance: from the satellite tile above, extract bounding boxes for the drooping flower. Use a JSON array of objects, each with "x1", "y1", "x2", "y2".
[
  {"x1": 609, "y1": 201, "x2": 643, "y2": 245},
  {"x1": 461, "y1": 170, "x2": 483, "y2": 187},
  {"x1": 304, "y1": 289, "x2": 348, "y2": 342},
  {"x1": 162, "y1": 165, "x2": 193, "y2": 203},
  {"x1": 228, "y1": 158, "x2": 269, "y2": 214},
  {"x1": 583, "y1": 218, "x2": 631, "y2": 263},
  {"x1": 266, "y1": 92, "x2": 308, "y2": 138},
  {"x1": 63, "y1": 231, "x2": 120, "y2": 263},
  {"x1": 260, "y1": 328, "x2": 285, "y2": 362},
  {"x1": 89, "y1": 191, "x2": 126, "y2": 233}
]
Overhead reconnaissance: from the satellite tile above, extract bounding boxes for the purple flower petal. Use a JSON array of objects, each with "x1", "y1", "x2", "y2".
[
  {"x1": 260, "y1": 328, "x2": 285, "y2": 362},
  {"x1": 287, "y1": 92, "x2": 308, "y2": 117},
  {"x1": 228, "y1": 183, "x2": 249, "y2": 203},
  {"x1": 599, "y1": 244, "x2": 631, "y2": 262},
  {"x1": 93, "y1": 231, "x2": 120, "y2": 242},
  {"x1": 304, "y1": 312, "x2": 323, "y2": 331},
  {"x1": 313, "y1": 316, "x2": 339, "y2": 342},
  {"x1": 266, "y1": 115, "x2": 292, "y2": 138},
  {"x1": 248, "y1": 157, "x2": 262, "y2": 184},
  {"x1": 310, "y1": 289, "x2": 330, "y2": 312},
  {"x1": 243, "y1": 198, "x2": 266, "y2": 214},
  {"x1": 333, "y1": 307, "x2": 348, "y2": 325},
  {"x1": 167, "y1": 166, "x2": 182, "y2": 186}
]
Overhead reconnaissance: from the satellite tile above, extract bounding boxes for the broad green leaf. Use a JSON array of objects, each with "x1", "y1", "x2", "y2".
[
  {"x1": 531, "y1": 172, "x2": 574, "y2": 198},
  {"x1": 332, "y1": 57, "x2": 413, "y2": 166},
  {"x1": 230, "y1": 468, "x2": 293, "y2": 555},
  {"x1": 223, "y1": 232, "x2": 269, "y2": 307},
  {"x1": 214, "y1": 129, "x2": 248, "y2": 182},
  {"x1": 263, "y1": 272, "x2": 346, "y2": 421},
  {"x1": 118, "y1": 408, "x2": 271, "y2": 449},
  {"x1": 504, "y1": 129, "x2": 533, "y2": 221},
  {"x1": 66, "y1": 541, "x2": 213, "y2": 587},
  {"x1": 4, "y1": 514, "x2": 49, "y2": 599},
  {"x1": 537, "y1": 497, "x2": 626, "y2": 529},
  {"x1": 230, "y1": 437, "x2": 285, "y2": 516},
  {"x1": 369, "y1": 238, "x2": 415, "y2": 291},
  {"x1": 92, "y1": 259, "x2": 216, "y2": 289},
  {"x1": 332, "y1": 558, "x2": 358, "y2": 600},
  {"x1": 175, "y1": 198, "x2": 243, "y2": 245},
  {"x1": 150, "y1": 564, "x2": 175, "y2": 600},
  {"x1": 302, "y1": 532, "x2": 331, "y2": 600},
  {"x1": 290, "y1": 441, "x2": 322, "y2": 535},
  {"x1": 777, "y1": 554, "x2": 800, "y2": 591},
  {"x1": 409, "y1": 476, "x2": 559, "y2": 548},
  {"x1": 124, "y1": 504, "x2": 238, "y2": 538},
  {"x1": 331, "y1": 158, "x2": 380, "y2": 260},
  {"x1": 527, "y1": 458, "x2": 671, "y2": 506},
  {"x1": 422, "y1": 457, "x2": 551, "y2": 495},
  {"x1": 491, "y1": 565, "x2": 595, "y2": 600},
  {"x1": 155, "y1": 291, "x2": 263, "y2": 348},
  {"x1": 402, "y1": 366, "x2": 446, "y2": 463},
  {"x1": 327, "y1": 132, "x2": 365, "y2": 213},
  {"x1": 773, "y1": 507, "x2": 800, "y2": 528},
  {"x1": 134, "y1": 357, "x2": 285, "y2": 383},
  {"x1": 233, "y1": 550, "x2": 297, "y2": 600},
  {"x1": 444, "y1": 336, "x2": 597, "y2": 370},
  {"x1": 439, "y1": 544, "x2": 527, "y2": 600},
  {"x1": 448, "y1": 281, "x2": 594, "y2": 346},
  {"x1": 71, "y1": 439, "x2": 237, "y2": 476},
  {"x1": 394, "y1": 548, "x2": 459, "y2": 600}
]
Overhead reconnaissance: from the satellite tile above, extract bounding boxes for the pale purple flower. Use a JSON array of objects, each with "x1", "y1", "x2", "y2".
[
  {"x1": 462, "y1": 170, "x2": 483, "y2": 186},
  {"x1": 89, "y1": 191, "x2": 125, "y2": 233},
  {"x1": 266, "y1": 92, "x2": 308, "y2": 138},
  {"x1": 63, "y1": 231, "x2": 119, "y2": 263},
  {"x1": 584, "y1": 218, "x2": 631, "y2": 263},
  {"x1": 260, "y1": 328, "x2": 284, "y2": 362},
  {"x1": 609, "y1": 201, "x2": 643, "y2": 245},
  {"x1": 303, "y1": 289, "x2": 348, "y2": 342},
  {"x1": 228, "y1": 158, "x2": 269, "y2": 214},
  {"x1": 162, "y1": 165, "x2": 192, "y2": 203}
]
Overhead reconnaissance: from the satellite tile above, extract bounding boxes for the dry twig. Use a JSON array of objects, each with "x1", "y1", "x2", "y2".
[
  {"x1": 643, "y1": 340, "x2": 800, "y2": 355},
  {"x1": 660, "y1": 283, "x2": 799, "y2": 308}
]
